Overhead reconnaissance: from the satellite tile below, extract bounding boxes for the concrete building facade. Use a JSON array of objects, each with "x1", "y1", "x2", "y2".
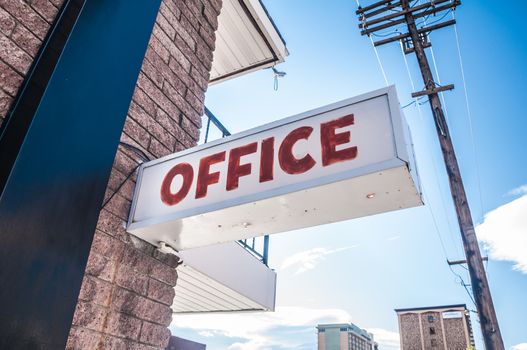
[
  {"x1": 396, "y1": 304, "x2": 475, "y2": 350},
  {"x1": 317, "y1": 323, "x2": 378, "y2": 350}
]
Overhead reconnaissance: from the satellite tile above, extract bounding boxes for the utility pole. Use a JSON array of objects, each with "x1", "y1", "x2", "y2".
[{"x1": 356, "y1": 1, "x2": 504, "y2": 349}]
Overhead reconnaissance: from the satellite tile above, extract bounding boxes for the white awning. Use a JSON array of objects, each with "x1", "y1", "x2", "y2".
[
  {"x1": 209, "y1": 0, "x2": 288, "y2": 84},
  {"x1": 173, "y1": 242, "x2": 276, "y2": 313}
]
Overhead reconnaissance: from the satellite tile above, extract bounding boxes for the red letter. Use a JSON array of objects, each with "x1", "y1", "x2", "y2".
[
  {"x1": 160, "y1": 163, "x2": 194, "y2": 206},
  {"x1": 195, "y1": 151, "x2": 226, "y2": 199},
  {"x1": 226, "y1": 142, "x2": 258, "y2": 191},
  {"x1": 259, "y1": 137, "x2": 274, "y2": 183},
  {"x1": 279, "y1": 126, "x2": 316, "y2": 174},
  {"x1": 320, "y1": 114, "x2": 357, "y2": 166}
]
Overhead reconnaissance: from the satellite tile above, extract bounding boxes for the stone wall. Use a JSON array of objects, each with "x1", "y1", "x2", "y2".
[
  {"x1": 1, "y1": 0, "x2": 222, "y2": 349},
  {"x1": 419, "y1": 311, "x2": 445, "y2": 349},
  {"x1": 0, "y1": 0, "x2": 65, "y2": 126},
  {"x1": 444, "y1": 317, "x2": 469, "y2": 350},
  {"x1": 66, "y1": 0, "x2": 222, "y2": 348},
  {"x1": 399, "y1": 313, "x2": 422, "y2": 350},
  {"x1": 398, "y1": 310, "x2": 473, "y2": 350}
]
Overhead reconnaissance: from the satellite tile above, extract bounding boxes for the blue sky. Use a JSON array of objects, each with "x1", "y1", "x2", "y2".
[{"x1": 170, "y1": 1, "x2": 527, "y2": 349}]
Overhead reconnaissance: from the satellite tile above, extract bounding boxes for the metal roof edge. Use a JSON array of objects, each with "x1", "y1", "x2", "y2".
[
  {"x1": 395, "y1": 304, "x2": 468, "y2": 313},
  {"x1": 257, "y1": 0, "x2": 287, "y2": 47}
]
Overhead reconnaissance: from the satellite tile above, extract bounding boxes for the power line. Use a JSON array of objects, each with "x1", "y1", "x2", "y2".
[
  {"x1": 418, "y1": 0, "x2": 451, "y2": 126},
  {"x1": 356, "y1": 0, "x2": 389, "y2": 85},
  {"x1": 356, "y1": 1, "x2": 504, "y2": 346},
  {"x1": 452, "y1": 11, "x2": 484, "y2": 221}
]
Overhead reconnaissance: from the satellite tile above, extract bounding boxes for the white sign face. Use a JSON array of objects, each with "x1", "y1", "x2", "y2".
[
  {"x1": 128, "y1": 86, "x2": 422, "y2": 250},
  {"x1": 442, "y1": 311, "x2": 464, "y2": 319}
]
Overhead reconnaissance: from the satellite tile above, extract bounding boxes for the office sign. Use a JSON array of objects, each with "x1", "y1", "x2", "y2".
[{"x1": 127, "y1": 86, "x2": 422, "y2": 250}]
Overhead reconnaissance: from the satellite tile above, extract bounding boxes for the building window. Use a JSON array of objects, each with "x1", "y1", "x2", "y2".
[
  {"x1": 430, "y1": 327, "x2": 436, "y2": 335},
  {"x1": 427, "y1": 315, "x2": 434, "y2": 323},
  {"x1": 319, "y1": 328, "x2": 325, "y2": 333},
  {"x1": 340, "y1": 327, "x2": 348, "y2": 332}
]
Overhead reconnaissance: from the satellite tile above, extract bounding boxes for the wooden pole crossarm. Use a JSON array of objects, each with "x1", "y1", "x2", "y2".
[
  {"x1": 360, "y1": 2, "x2": 402, "y2": 20},
  {"x1": 359, "y1": 0, "x2": 451, "y2": 29},
  {"x1": 361, "y1": 0, "x2": 460, "y2": 35},
  {"x1": 411, "y1": 84, "x2": 455, "y2": 98},
  {"x1": 373, "y1": 19, "x2": 456, "y2": 47},
  {"x1": 448, "y1": 257, "x2": 489, "y2": 266},
  {"x1": 356, "y1": 0, "x2": 394, "y2": 15}
]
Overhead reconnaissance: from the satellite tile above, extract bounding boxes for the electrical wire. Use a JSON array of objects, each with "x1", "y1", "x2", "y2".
[
  {"x1": 101, "y1": 163, "x2": 140, "y2": 209},
  {"x1": 448, "y1": 264, "x2": 477, "y2": 307},
  {"x1": 416, "y1": 9, "x2": 452, "y2": 28},
  {"x1": 369, "y1": 36, "x2": 389, "y2": 85},
  {"x1": 371, "y1": 29, "x2": 402, "y2": 37},
  {"x1": 451, "y1": 10, "x2": 490, "y2": 278},
  {"x1": 417, "y1": 0, "x2": 451, "y2": 126},
  {"x1": 356, "y1": 0, "x2": 389, "y2": 86},
  {"x1": 452, "y1": 11, "x2": 484, "y2": 222},
  {"x1": 401, "y1": 97, "x2": 429, "y2": 109},
  {"x1": 101, "y1": 142, "x2": 151, "y2": 209}
]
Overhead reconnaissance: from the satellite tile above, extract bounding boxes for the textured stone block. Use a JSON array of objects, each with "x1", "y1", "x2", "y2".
[
  {"x1": 78, "y1": 275, "x2": 113, "y2": 307},
  {"x1": 72, "y1": 301, "x2": 108, "y2": 332},
  {"x1": 0, "y1": 60, "x2": 23, "y2": 96},
  {"x1": 147, "y1": 277, "x2": 176, "y2": 306},
  {"x1": 85, "y1": 252, "x2": 117, "y2": 282},
  {"x1": 0, "y1": 7, "x2": 16, "y2": 36},
  {"x1": 140, "y1": 321, "x2": 171, "y2": 347},
  {"x1": 116, "y1": 264, "x2": 150, "y2": 296},
  {"x1": 0, "y1": 33, "x2": 32, "y2": 74},
  {"x1": 66, "y1": 326, "x2": 103, "y2": 350},
  {"x1": 106, "y1": 311, "x2": 142, "y2": 340},
  {"x1": 1, "y1": 0, "x2": 49, "y2": 39},
  {"x1": 30, "y1": 0, "x2": 59, "y2": 23},
  {"x1": 96, "y1": 209, "x2": 128, "y2": 241},
  {"x1": 150, "y1": 261, "x2": 178, "y2": 286},
  {"x1": 121, "y1": 244, "x2": 155, "y2": 275},
  {"x1": 148, "y1": 136, "x2": 172, "y2": 157},
  {"x1": 91, "y1": 230, "x2": 125, "y2": 258}
]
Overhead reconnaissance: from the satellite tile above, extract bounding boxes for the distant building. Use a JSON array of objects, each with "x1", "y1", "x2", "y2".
[
  {"x1": 165, "y1": 336, "x2": 206, "y2": 350},
  {"x1": 317, "y1": 323, "x2": 378, "y2": 350},
  {"x1": 395, "y1": 304, "x2": 475, "y2": 350}
]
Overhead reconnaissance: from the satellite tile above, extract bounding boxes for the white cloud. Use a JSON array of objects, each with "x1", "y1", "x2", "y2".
[
  {"x1": 511, "y1": 343, "x2": 527, "y2": 350},
  {"x1": 198, "y1": 331, "x2": 215, "y2": 337},
  {"x1": 367, "y1": 328, "x2": 400, "y2": 349},
  {"x1": 171, "y1": 306, "x2": 351, "y2": 350},
  {"x1": 507, "y1": 184, "x2": 527, "y2": 196},
  {"x1": 280, "y1": 246, "x2": 358, "y2": 275},
  {"x1": 476, "y1": 194, "x2": 527, "y2": 273},
  {"x1": 172, "y1": 306, "x2": 399, "y2": 350}
]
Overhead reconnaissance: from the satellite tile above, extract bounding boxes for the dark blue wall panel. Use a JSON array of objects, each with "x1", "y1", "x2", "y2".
[{"x1": 0, "y1": 1, "x2": 161, "y2": 348}]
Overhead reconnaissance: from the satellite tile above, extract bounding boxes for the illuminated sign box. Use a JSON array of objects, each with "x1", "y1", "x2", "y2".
[{"x1": 127, "y1": 86, "x2": 422, "y2": 250}]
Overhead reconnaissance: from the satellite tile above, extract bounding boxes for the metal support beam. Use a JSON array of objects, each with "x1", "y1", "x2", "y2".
[{"x1": 0, "y1": 1, "x2": 162, "y2": 348}]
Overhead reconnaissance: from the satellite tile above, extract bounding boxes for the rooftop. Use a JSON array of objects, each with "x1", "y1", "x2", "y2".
[{"x1": 395, "y1": 304, "x2": 468, "y2": 313}]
